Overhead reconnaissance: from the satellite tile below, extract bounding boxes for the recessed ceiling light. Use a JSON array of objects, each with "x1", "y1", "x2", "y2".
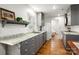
[
  {"x1": 31, "y1": 6, "x2": 39, "y2": 12},
  {"x1": 52, "y1": 6, "x2": 56, "y2": 10}
]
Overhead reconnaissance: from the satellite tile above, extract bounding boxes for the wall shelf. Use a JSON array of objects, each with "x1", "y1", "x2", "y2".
[{"x1": 0, "y1": 20, "x2": 29, "y2": 27}]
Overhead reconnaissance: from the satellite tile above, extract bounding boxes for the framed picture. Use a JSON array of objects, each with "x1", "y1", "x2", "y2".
[{"x1": 0, "y1": 8, "x2": 15, "y2": 20}]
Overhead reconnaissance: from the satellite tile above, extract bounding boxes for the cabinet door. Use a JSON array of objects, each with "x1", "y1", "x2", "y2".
[
  {"x1": 71, "y1": 5, "x2": 79, "y2": 25},
  {"x1": 42, "y1": 33, "x2": 45, "y2": 43},
  {"x1": 38, "y1": 34, "x2": 42, "y2": 48},
  {"x1": 7, "y1": 44, "x2": 20, "y2": 55},
  {"x1": 41, "y1": 34, "x2": 44, "y2": 45},
  {"x1": 31, "y1": 37, "x2": 37, "y2": 54},
  {"x1": 38, "y1": 34, "x2": 43, "y2": 48},
  {"x1": 44, "y1": 32, "x2": 47, "y2": 42},
  {"x1": 20, "y1": 37, "x2": 36, "y2": 55},
  {"x1": 34, "y1": 35, "x2": 40, "y2": 52},
  {"x1": 0, "y1": 44, "x2": 6, "y2": 55},
  {"x1": 20, "y1": 39, "x2": 30, "y2": 55},
  {"x1": 20, "y1": 32, "x2": 47, "y2": 55}
]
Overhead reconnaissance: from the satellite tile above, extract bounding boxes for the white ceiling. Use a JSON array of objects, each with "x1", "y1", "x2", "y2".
[{"x1": 29, "y1": 4, "x2": 71, "y2": 17}]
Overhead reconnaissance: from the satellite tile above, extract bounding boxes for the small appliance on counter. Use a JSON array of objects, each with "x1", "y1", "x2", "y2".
[{"x1": 66, "y1": 25, "x2": 71, "y2": 32}]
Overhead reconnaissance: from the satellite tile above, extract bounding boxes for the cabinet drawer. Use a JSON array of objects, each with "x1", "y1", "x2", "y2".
[
  {"x1": 20, "y1": 43, "x2": 35, "y2": 50},
  {"x1": 21, "y1": 46, "x2": 36, "y2": 55}
]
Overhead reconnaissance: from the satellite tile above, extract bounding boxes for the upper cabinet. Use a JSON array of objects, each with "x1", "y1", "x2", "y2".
[
  {"x1": 37, "y1": 12, "x2": 44, "y2": 27},
  {"x1": 71, "y1": 5, "x2": 79, "y2": 25}
]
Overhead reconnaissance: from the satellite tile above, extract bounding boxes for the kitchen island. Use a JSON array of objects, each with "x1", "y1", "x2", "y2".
[{"x1": 0, "y1": 31, "x2": 47, "y2": 55}]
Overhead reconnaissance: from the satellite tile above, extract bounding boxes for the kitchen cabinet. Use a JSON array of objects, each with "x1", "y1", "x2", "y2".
[
  {"x1": 37, "y1": 12, "x2": 44, "y2": 27},
  {"x1": 43, "y1": 32, "x2": 47, "y2": 43},
  {"x1": 7, "y1": 44, "x2": 20, "y2": 55},
  {"x1": 0, "y1": 44, "x2": 6, "y2": 55},
  {"x1": 66, "y1": 35, "x2": 79, "y2": 41},
  {"x1": 71, "y1": 5, "x2": 79, "y2": 25},
  {"x1": 20, "y1": 37, "x2": 36, "y2": 55},
  {"x1": 37, "y1": 12, "x2": 44, "y2": 31},
  {"x1": 7, "y1": 32, "x2": 47, "y2": 55}
]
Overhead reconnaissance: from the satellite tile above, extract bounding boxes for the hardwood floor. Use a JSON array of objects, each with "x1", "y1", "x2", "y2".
[{"x1": 36, "y1": 34, "x2": 72, "y2": 55}]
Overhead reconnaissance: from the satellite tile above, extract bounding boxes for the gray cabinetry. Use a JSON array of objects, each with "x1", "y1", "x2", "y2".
[
  {"x1": 0, "y1": 44, "x2": 6, "y2": 55},
  {"x1": 20, "y1": 37, "x2": 35, "y2": 55},
  {"x1": 7, "y1": 32, "x2": 47, "y2": 55},
  {"x1": 71, "y1": 5, "x2": 79, "y2": 25},
  {"x1": 20, "y1": 33, "x2": 44, "y2": 55},
  {"x1": 66, "y1": 35, "x2": 79, "y2": 41},
  {"x1": 43, "y1": 32, "x2": 47, "y2": 43}
]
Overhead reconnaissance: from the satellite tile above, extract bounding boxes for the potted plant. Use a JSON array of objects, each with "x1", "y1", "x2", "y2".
[{"x1": 16, "y1": 17, "x2": 23, "y2": 22}]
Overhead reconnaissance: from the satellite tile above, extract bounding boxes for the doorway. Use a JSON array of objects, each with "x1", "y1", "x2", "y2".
[{"x1": 50, "y1": 16, "x2": 65, "y2": 39}]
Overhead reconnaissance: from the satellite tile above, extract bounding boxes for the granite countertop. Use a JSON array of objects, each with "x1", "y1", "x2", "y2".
[
  {"x1": 0, "y1": 31, "x2": 46, "y2": 46},
  {"x1": 63, "y1": 31, "x2": 79, "y2": 35}
]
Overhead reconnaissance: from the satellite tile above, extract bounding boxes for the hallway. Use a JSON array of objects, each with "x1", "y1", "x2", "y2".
[{"x1": 36, "y1": 34, "x2": 71, "y2": 55}]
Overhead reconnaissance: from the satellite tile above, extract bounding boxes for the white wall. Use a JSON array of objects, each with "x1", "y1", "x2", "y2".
[
  {"x1": 0, "y1": 4, "x2": 30, "y2": 21},
  {"x1": 0, "y1": 4, "x2": 37, "y2": 37},
  {"x1": 42, "y1": 12, "x2": 66, "y2": 40},
  {"x1": 51, "y1": 16, "x2": 65, "y2": 39}
]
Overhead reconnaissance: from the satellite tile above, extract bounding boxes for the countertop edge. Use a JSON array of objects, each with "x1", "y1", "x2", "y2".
[{"x1": 0, "y1": 31, "x2": 46, "y2": 46}]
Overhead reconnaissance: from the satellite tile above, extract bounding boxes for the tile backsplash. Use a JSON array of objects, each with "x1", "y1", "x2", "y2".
[{"x1": 0, "y1": 23, "x2": 32, "y2": 37}]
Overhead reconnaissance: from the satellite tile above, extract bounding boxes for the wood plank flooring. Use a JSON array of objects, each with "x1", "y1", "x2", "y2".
[{"x1": 36, "y1": 34, "x2": 72, "y2": 55}]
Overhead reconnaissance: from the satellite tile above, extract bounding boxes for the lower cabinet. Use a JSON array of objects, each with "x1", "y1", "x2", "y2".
[
  {"x1": 0, "y1": 44, "x2": 6, "y2": 55},
  {"x1": 7, "y1": 44, "x2": 20, "y2": 55},
  {"x1": 7, "y1": 32, "x2": 47, "y2": 55},
  {"x1": 43, "y1": 32, "x2": 47, "y2": 43},
  {"x1": 20, "y1": 37, "x2": 36, "y2": 55}
]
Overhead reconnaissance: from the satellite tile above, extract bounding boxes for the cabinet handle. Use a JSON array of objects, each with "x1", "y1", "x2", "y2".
[{"x1": 25, "y1": 49, "x2": 28, "y2": 51}]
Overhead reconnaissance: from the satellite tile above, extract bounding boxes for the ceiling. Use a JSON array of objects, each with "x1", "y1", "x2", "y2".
[{"x1": 29, "y1": 4, "x2": 71, "y2": 17}]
